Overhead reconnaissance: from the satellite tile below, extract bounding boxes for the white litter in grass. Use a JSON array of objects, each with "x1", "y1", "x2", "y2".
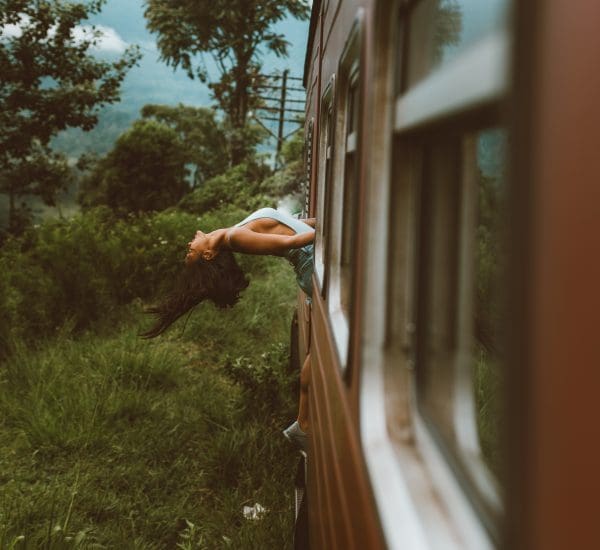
[{"x1": 242, "y1": 503, "x2": 268, "y2": 520}]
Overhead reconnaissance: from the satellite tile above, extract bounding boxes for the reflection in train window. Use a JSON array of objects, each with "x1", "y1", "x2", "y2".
[
  {"x1": 416, "y1": 138, "x2": 461, "y2": 449},
  {"x1": 405, "y1": 0, "x2": 509, "y2": 89},
  {"x1": 340, "y1": 67, "x2": 360, "y2": 313},
  {"x1": 315, "y1": 84, "x2": 335, "y2": 291},
  {"x1": 322, "y1": 103, "x2": 335, "y2": 291},
  {"x1": 326, "y1": 14, "x2": 363, "y2": 370},
  {"x1": 472, "y1": 128, "x2": 506, "y2": 478},
  {"x1": 415, "y1": 126, "x2": 506, "y2": 516}
]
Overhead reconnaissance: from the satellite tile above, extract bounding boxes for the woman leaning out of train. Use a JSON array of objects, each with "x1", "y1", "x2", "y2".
[{"x1": 142, "y1": 207, "x2": 314, "y2": 453}]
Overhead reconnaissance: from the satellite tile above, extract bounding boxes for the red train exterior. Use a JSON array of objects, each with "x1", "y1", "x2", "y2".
[{"x1": 297, "y1": 0, "x2": 600, "y2": 549}]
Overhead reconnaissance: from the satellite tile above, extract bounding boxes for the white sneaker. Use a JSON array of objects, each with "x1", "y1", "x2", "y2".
[{"x1": 283, "y1": 421, "x2": 308, "y2": 455}]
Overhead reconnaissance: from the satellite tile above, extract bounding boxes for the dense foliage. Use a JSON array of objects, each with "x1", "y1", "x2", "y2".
[
  {"x1": 79, "y1": 119, "x2": 189, "y2": 213},
  {"x1": 178, "y1": 161, "x2": 273, "y2": 214},
  {"x1": 141, "y1": 104, "x2": 230, "y2": 188},
  {"x1": 144, "y1": 0, "x2": 310, "y2": 162},
  {"x1": 0, "y1": 204, "x2": 259, "y2": 352},
  {"x1": 0, "y1": 0, "x2": 140, "y2": 231}
]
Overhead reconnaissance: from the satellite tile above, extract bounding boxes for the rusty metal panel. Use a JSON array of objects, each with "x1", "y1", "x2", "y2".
[
  {"x1": 511, "y1": 1, "x2": 600, "y2": 549},
  {"x1": 308, "y1": 292, "x2": 386, "y2": 549}
]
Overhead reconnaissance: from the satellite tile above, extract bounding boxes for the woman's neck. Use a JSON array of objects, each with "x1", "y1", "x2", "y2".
[{"x1": 208, "y1": 228, "x2": 230, "y2": 251}]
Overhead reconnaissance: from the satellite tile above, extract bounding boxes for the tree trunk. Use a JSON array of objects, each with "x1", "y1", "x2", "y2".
[{"x1": 229, "y1": 50, "x2": 253, "y2": 165}]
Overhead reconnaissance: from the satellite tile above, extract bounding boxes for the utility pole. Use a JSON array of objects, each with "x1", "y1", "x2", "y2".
[
  {"x1": 251, "y1": 70, "x2": 305, "y2": 170},
  {"x1": 276, "y1": 69, "x2": 289, "y2": 169}
]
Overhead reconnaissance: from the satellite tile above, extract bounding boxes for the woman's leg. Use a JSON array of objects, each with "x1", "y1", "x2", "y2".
[{"x1": 297, "y1": 354, "x2": 311, "y2": 432}]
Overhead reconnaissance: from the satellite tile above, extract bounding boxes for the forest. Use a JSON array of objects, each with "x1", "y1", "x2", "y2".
[{"x1": 0, "y1": 0, "x2": 310, "y2": 547}]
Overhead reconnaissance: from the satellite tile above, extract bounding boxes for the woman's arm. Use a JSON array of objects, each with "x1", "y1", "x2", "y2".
[
  {"x1": 227, "y1": 227, "x2": 314, "y2": 255},
  {"x1": 300, "y1": 218, "x2": 316, "y2": 228}
]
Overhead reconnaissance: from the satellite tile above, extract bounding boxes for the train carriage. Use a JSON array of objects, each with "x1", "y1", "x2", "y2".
[{"x1": 295, "y1": 0, "x2": 600, "y2": 549}]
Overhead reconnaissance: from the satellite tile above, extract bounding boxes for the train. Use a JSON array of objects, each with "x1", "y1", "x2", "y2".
[{"x1": 292, "y1": 0, "x2": 600, "y2": 549}]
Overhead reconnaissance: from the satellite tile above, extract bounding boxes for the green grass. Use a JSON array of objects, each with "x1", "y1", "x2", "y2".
[{"x1": 0, "y1": 257, "x2": 300, "y2": 549}]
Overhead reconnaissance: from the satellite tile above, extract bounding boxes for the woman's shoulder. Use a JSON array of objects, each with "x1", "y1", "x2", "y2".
[
  {"x1": 235, "y1": 207, "x2": 278, "y2": 227},
  {"x1": 252, "y1": 207, "x2": 279, "y2": 217}
]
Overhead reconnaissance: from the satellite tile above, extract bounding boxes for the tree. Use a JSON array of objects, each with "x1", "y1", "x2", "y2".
[
  {"x1": 178, "y1": 161, "x2": 271, "y2": 214},
  {"x1": 79, "y1": 119, "x2": 189, "y2": 213},
  {"x1": 141, "y1": 103, "x2": 229, "y2": 188},
  {"x1": 0, "y1": 0, "x2": 140, "y2": 232},
  {"x1": 144, "y1": 0, "x2": 310, "y2": 163}
]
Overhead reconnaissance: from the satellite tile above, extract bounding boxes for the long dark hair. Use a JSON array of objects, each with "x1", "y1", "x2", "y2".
[{"x1": 141, "y1": 250, "x2": 249, "y2": 338}]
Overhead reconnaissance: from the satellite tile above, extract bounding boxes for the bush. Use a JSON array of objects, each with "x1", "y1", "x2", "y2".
[
  {"x1": 0, "y1": 204, "x2": 270, "y2": 349},
  {"x1": 223, "y1": 343, "x2": 296, "y2": 419},
  {"x1": 178, "y1": 162, "x2": 273, "y2": 214},
  {"x1": 79, "y1": 119, "x2": 189, "y2": 214},
  {"x1": 0, "y1": 201, "x2": 296, "y2": 354}
]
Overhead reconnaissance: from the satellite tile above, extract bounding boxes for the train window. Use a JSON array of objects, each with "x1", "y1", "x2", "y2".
[
  {"x1": 471, "y1": 128, "x2": 506, "y2": 479},
  {"x1": 327, "y1": 13, "x2": 363, "y2": 370},
  {"x1": 314, "y1": 78, "x2": 335, "y2": 293},
  {"x1": 380, "y1": 0, "x2": 510, "y2": 544},
  {"x1": 415, "y1": 137, "x2": 462, "y2": 451},
  {"x1": 340, "y1": 66, "x2": 360, "y2": 314},
  {"x1": 405, "y1": 0, "x2": 510, "y2": 89},
  {"x1": 302, "y1": 118, "x2": 314, "y2": 218},
  {"x1": 415, "y1": 128, "x2": 507, "y2": 492}
]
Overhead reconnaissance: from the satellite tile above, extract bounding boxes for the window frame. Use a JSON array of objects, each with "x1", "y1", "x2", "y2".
[
  {"x1": 314, "y1": 76, "x2": 336, "y2": 295},
  {"x1": 412, "y1": 128, "x2": 504, "y2": 528},
  {"x1": 339, "y1": 63, "x2": 360, "y2": 317},
  {"x1": 326, "y1": 10, "x2": 364, "y2": 371},
  {"x1": 394, "y1": 10, "x2": 509, "y2": 543},
  {"x1": 359, "y1": 1, "x2": 511, "y2": 548}
]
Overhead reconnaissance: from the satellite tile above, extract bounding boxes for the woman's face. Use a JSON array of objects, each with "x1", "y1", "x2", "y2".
[{"x1": 186, "y1": 230, "x2": 211, "y2": 265}]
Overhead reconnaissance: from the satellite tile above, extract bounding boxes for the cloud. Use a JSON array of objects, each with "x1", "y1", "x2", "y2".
[
  {"x1": 1, "y1": 23, "x2": 22, "y2": 38},
  {"x1": 1, "y1": 16, "x2": 128, "y2": 54},
  {"x1": 139, "y1": 40, "x2": 158, "y2": 53},
  {"x1": 73, "y1": 25, "x2": 129, "y2": 54},
  {"x1": 0, "y1": 15, "x2": 30, "y2": 39}
]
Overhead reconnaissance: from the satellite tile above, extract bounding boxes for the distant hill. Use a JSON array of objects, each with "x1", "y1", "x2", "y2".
[{"x1": 52, "y1": 107, "x2": 138, "y2": 159}]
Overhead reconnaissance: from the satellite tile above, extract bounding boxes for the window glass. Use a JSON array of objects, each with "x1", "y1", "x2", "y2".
[
  {"x1": 473, "y1": 127, "x2": 506, "y2": 477},
  {"x1": 406, "y1": 0, "x2": 509, "y2": 88},
  {"x1": 347, "y1": 72, "x2": 359, "y2": 136},
  {"x1": 416, "y1": 139, "x2": 461, "y2": 447},
  {"x1": 416, "y1": 127, "x2": 507, "y2": 482},
  {"x1": 315, "y1": 92, "x2": 333, "y2": 288},
  {"x1": 321, "y1": 103, "x2": 335, "y2": 289},
  {"x1": 340, "y1": 74, "x2": 360, "y2": 314}
]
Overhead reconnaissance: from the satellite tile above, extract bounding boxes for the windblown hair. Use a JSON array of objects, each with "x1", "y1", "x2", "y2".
[{"x1": 141, "y1": 250, "x2": 249, "y2": 338}]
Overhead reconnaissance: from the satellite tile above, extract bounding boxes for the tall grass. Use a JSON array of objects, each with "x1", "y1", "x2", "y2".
[{"x1": 1, "y1": 248, "x2": 301, "y2": 548}]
